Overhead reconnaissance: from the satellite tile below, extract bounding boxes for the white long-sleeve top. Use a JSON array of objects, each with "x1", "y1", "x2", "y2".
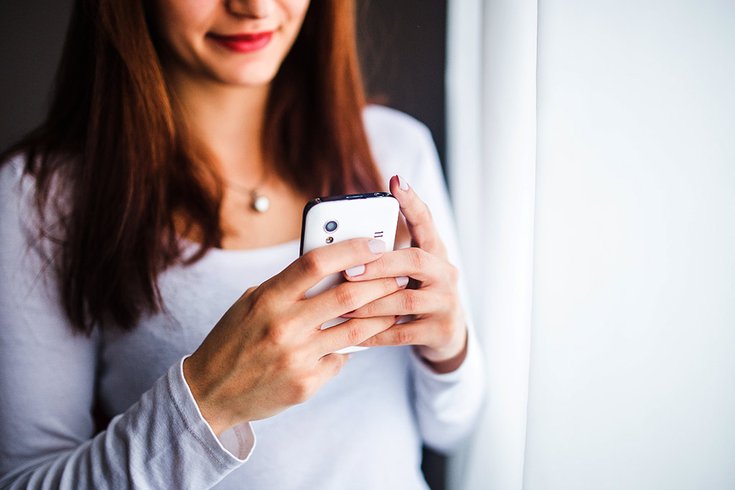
[{"x1": 0, "y1": 106, "x2": 485, "y2": 489}]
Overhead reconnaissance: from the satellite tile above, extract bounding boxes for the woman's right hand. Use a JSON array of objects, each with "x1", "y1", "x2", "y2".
[{"x1": 182, "y1": 238, "x2": 402, "y2": 435}]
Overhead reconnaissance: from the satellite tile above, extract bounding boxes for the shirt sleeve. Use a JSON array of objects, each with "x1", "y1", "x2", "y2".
[
  {"x1": 395, "y1": 115, "x2": 487, "y2": 454},
  {"x1": 0, "y1": 157, "x2": 254, "y2": 489}
]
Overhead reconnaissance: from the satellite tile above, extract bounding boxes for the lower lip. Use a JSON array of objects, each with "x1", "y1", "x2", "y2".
[{"x1": 208, "y1": 32, "x2": 273, "y2": 53}]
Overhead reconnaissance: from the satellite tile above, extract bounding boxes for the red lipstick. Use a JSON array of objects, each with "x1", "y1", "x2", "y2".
[{"x1": 208, "y1": 31, "x2": 273, "y2": 53}]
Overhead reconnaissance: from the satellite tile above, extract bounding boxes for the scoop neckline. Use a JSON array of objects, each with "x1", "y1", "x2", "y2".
[{"x1": 179, "y1": 236, "x2": 300, "y2": 261}]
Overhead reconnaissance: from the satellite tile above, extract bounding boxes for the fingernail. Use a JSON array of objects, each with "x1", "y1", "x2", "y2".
[
  {"x1": 368, "y1": 239, "x2": 386, "y2": 254},
  {"x1": 345, "y1": 264, "x2": 365, "y2": 277},
  {"x1": 397, "y1": 174, "x2": 409, "y2": 191},
  {"x1": 396, "y1": 276, "x2": 409, "y2": 287}
]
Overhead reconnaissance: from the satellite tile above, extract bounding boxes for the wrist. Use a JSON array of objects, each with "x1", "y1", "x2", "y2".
[
  {"x1": 417, "y1": 327, "x2": 469, "y2": 374},
  {"x1": 183, "y1": 355, "x2": 229, "y2": 436}
]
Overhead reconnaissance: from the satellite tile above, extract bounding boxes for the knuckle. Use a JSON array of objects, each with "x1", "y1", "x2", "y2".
[
  {"x1": 444, "y1": 324, "x2": 458, "y2": 344},
  {"x1": 267, "y1": 319, "x2": 295, "y2": 347},
  {"x1": 421, "y1": 237, "x2": 437, "y2": 254},
  {"x1": 437, "y1": 286, "x2": 460, "y2": 311},
  {"x1": 409, "y1": 248, "x2": 428, "y2": 271},
  {"x1": 446, "y1": 264, "x2": 460, "y2": 284},
  {"x1": 438, "y1": 241, "x2": 449, "y2": 257},
  {"x1": 351, "y1": 238, "x2": 367, "y2": 255},
  {"x1": 395, "y1": 328, "x2": 415, "y2": 345},
  {"x1": 266, "y1": 326, "x2": 286, "y2": 346},
  {"x1": 402, "y1": 290, "x2": 421, "y2": 313},
  {"x1": 300, "y1": 251, "x2": 325, "y2": 278},
  {"x1": 248, "y1": 283, "x2": 276, "y2": 309},
  {"x1": 345, "y1": 322, "x2": 365, "y2": 346},
  {"x1": 376, "y1": 255, "x2": 391, "y2": 275},
  {"x1": 440, "y1": 325, "x2": 458, "y2": 348},
  {"x1": 242, "y1": 285, "x2": 264, "y2": 310},
  {"x1": 446, "y1": 293, "x2": 460, "y2": 313},
  {"x1": 418, "y1": 202, "x2": 433, "y2": 221},
  {"x1": 334, "y1": 283, "x2": 359, "y2": 310}
]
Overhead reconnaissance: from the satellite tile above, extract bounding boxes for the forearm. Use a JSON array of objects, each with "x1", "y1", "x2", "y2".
[
  {"x1": 411, "y1": 328, "x2": 485, "y2": 453},
  {"x1": 0, "y1": 360, "x2": 252, "y2": 489}
]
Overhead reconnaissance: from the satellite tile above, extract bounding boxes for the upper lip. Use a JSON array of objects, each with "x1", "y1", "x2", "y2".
[{"x1": 208, "y1": 31, "x2": 274, "y2": 41}]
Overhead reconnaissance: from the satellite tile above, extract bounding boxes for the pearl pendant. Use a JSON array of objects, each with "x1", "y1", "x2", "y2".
[{"x1": 251, "y1": 193, "x2": 270, "y2": 213}]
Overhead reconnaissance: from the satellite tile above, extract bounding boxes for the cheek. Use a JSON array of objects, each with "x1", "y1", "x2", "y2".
[
  {"x1": 279, "y1": 0, "x2": 311, "y2": 45},
  {"x1": 154, "y1": 0, "x2": 217, "y2": 45},
  {"x1": 282, "y1": 0, "x2": 311, "y2": 26}
]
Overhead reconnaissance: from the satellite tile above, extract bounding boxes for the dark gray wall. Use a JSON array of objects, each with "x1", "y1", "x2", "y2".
[
  {"x1": 357, "y1": 0, "x2": 447, "y2": 166},
  {"x1": 0, "y1": 0, "x2": 71, "y2": 150}
]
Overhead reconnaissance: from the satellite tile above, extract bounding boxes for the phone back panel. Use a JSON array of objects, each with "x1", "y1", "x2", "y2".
[
  {"x1": 300, "y1": 194, "x2": 399, "y2": 258},
  {"x1": 300, "y1": 194, "x2": 399, "y2": 353}
]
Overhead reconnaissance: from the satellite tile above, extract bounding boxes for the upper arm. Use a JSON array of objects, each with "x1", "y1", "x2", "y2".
[{"x1": 0, "y1": 158, "x2": 98, "y2": 477}]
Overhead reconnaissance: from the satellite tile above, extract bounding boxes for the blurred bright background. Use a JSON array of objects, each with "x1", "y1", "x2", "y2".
[
  {"x1": 2, "y1": 1, "x2": 734, "y2": 489},
  {"x1": 447, "y1": 1, "x2": 735, "y2": 489}
]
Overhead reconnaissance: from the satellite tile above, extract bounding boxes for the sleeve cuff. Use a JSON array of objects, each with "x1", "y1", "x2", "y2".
[
  {"x1": 409, "y1": 326, "x2": 481, "y2": 384},
  {"x1": 172, "y1": 356, "x2": 256, "y2": 463}
]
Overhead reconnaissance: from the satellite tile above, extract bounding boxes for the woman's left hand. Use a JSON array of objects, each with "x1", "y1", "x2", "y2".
[{"x1": 342, "y1": 175, "x2": 468, "y2": 373}]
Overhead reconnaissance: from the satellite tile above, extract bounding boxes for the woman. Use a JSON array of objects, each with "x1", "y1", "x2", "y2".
[{"x1": 0, "y1": 0, "x2": 484, "y2": 488}]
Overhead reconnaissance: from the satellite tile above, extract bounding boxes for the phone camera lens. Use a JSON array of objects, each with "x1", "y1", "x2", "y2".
[{"x1": 324, "y1": 220, "x2": 338, "y2": 233}]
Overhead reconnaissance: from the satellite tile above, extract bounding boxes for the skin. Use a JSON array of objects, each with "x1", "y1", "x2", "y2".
[{"x1": 153, "y1": 0, "x2": 468, "y2": 436}]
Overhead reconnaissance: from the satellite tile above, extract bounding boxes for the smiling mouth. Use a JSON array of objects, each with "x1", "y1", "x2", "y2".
[{"x1": 207, "y1": 31, "x2": 274, "y2": 53}]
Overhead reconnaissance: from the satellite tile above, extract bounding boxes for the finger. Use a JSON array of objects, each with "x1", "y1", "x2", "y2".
[
  {"x1": 272, "y1": 237, "x2": 387, "y2": 298},
  {"x1": 298, "y1": 276, "x2": 406, "y2": 326},
  {"x1": 389, "y1": 175, "x2": 446, "y2": 257},
  {"x1": 317, "y1": 316, "x2": 397, "y2": 355},
  {"x1": 342, "y1": 288, "x2": 446, "y2": 319},
  {"x1": 343, "y1": 247, "x2": 455, "y2": 286},
  {"x1": 358, "y1": 319, "x2": 437, "y2": 348},
  {"x1": 317, "y1": 352, "x2": 350, "y2": 378}
]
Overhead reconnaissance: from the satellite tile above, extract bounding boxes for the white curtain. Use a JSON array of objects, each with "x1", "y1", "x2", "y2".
[
  {"x1": 446, "y1": 1, "x2": 538, "y2": 489},
  {"x1": 446, "y1": 1, "x2": 735, "y2": 489}
]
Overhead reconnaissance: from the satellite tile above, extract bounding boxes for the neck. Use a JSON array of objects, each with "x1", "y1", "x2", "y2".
[{"x1": 168, "y1": 70, "x2": 271, "y2": 185}]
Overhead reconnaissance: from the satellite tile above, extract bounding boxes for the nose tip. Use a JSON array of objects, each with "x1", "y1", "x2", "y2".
[{"x1": 225, "y1": 0, "x2": 274, "y2": 19}]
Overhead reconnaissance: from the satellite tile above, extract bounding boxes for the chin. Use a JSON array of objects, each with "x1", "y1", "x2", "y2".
[{"x1": 212, "y1": 65, "x2": 280, "y2": 88}]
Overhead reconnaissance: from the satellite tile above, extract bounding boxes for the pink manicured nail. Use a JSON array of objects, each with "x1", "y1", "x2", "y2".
[
  {"x1": 345, "y1": 264, "x2": 365, "y2": 277},
  {"x1": 396, "y1": 276, "x2": 409, "y2": 287},
  {"x1": 368, "y1": 239, "x2": 386, "y2": 254},
  {"x1": 397, "y1": 175, "x2": 409, "y2": 191}
]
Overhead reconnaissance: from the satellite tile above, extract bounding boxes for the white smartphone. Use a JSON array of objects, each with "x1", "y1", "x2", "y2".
[{"x1": 300, "y1": 192, "x2": 400, "y2": 353}]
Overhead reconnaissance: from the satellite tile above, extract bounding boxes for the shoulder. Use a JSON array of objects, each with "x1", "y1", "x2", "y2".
[
  {"x1": 362, "y1": 105, "x2": 440, "y2": 184},
  {"x1": 1, "y1": 152, "x2": 71, "y2": 214},
  {"x1": 0, "y1": 154, "x2": 33, "y2": 223},
  {"x1": 363, "y1": 105, "x2": 433, "y2": 144},
  {"x1": 0, "y1": 152, "x2": 68, "y2": 258},
  {"x1": 0, "y1": 153, "x2": 26, "y2": 191}
]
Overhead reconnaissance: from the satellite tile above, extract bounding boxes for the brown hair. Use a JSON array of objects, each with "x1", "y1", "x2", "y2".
[{"x1": 1, "y1": 0, "x2": 384, "y2": 334}]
